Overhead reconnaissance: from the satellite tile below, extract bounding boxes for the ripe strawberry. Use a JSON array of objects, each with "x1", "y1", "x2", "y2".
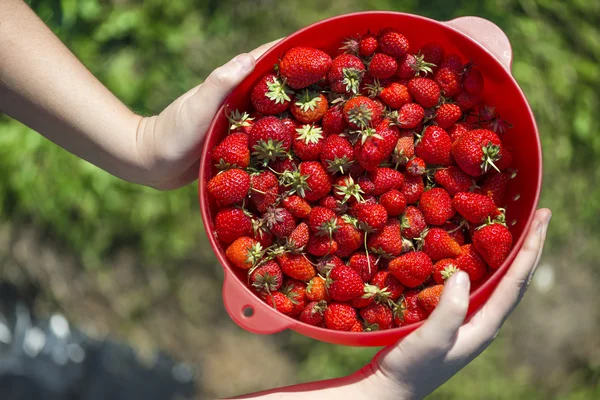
[
  {"x1": 434, "y1": 67, "x2": 460, "y2": 97},
  {"x1": 282, "y1": 278, "x2": 307, "y2": 317},
  {"x1": 452, "y1": 129, "x2": 502, "y2": 176},
  {"x1": 415, "y1": 125, "x2": 453, "y2": 166},
  {"x1": 495, "y1": 146, "x2": 513, "y2": 170},
  {"x1": 287, "y1": 222, "x2": 310, "y2": 251},
  {"x1": 320, "y1": 134, "x2": 355, "y2": 174},
  {"x1": 327, "y1": 265, "x2": 364, "y2": 301},
  {"x1": 251, "y1": 218, "x2": 274, "y2": 248},
  {"x1": 368, "y1": 53, "x2": 398, "y2": 79},
  {"x1": 225, "y1": 236, "x2": 262, "y2": 269},
  {"x1": 462, "y1": 65, "x2": 484, "y2": 95},
  {"x1": 378, "y1": 28, "x2": 410, "y2": 57},
  {"x1": 447, "y1": 122, "x2": 470, "y2": 143},
  {"x1": 380, "y1": 83, "x2": 412, "y2": 108},
  {"x1": 361, "y1": 302, "x2": 393, "y2": 330},
  {"x1": 208, "y1": 168, "x2": 250, "y2": 207},
  {"x1": 354, "y1": 203, "x2": 388, "y2": 232},
  {"x1": 393, "y1": 290, "x2": 428, "y2": 326},
  {"x1": 380, "y1": 189, "x2": 407, "y2": 216},
  {"x1": 306, "y1": 277, "x2": 329, "y2": 302},
  {"x1": 249, "y1": 171, "x2": 279, "y2": 213},
  {"x1": 279, "y1": 46, "x2": 332, "y2": 89},
  {"x1": 406, "y1": 157, "x2": 427, "y2": 176},
  {"x1": 432, "y1": 258, "x2": 459, "y2": 284},
  {"x1": 300, "y1": 301, "x2": 327, "y2": 326},
  {"x1": 401, "y1": 206, "x2": 426, "y2": 239},
  {"x1": 315, "y1": 255, "x2": 345, "y2": 275},
  {"x1": 282, "y1": 195, "x2": 312, "y2": 219},
  {"x1": 397, "y1": 103, "x2": 426, "y2": 130},
  {"x1": 324, "y1": 302, "x2": 358, "y2": 331},
  {"x1": 319, "y1": 195, "x2": 341, "y2": 211},
  {"x1": 212, "y1": 132, "x2": 250, "y2": 169},
  {"x1": 263, "y1": 207, "x2": 296, "y2": 239},
  {"x1": 434, "y1": 103, "x2": 462, "y2": 128},
  {"x1": 251, "y1": 73, "x2": 292, "y2": 115},
  {"x1": 334, "y1": 217, "x2": 364, "y2": 257},
  {"x1": 307, "y1": 235, "x2": 338, "y2": 257},
  {"x1": 442, "y1": 221, "x2": 466, "y2": 246},
  {"x1": 308, "y1": 206, "x2": 338, "y2": 235},
  {"x1": 350, "y1": 283, "x2": 387, "y2": 308},
  {"x1": 249, "y1": 116, "x2": 292, "y2": 165},
  {"x1": 402, "y1": 174, "x2": 425, "y2": 204},
  {"x1": 472, "y1": 222, "x2": 513, "y2": 269},
  {"x1": 393, "y1": 136, "x2": 415, "y2": 167},
  {"x1": 343, "y1": 95, "x2": 383, "y2": 129},
  {"x1": 359, "y1": 33, "x2": 378, "y2": 57},
  {"x1": 408, "y1": 77, "x2": 441, "y2": 108},
  {"x1": 440, "y1": 53, "x2": 463, "y2": 73},
  {"x1": 453, "y1": 192, "x2": 500, "y2": 224},
  {"x1": 389, "y1": 251, "x2": 433, "y2": 287},
  {"x1": 290, "y1": 90, "x2": 328, "y2": 123},
  {"x1": 370, "y1": 270, "x2": 405, "y2": 301},
  {"x1": 419, "y1": 188, "x2": 455, "y2": 226},
  {"x1": 351, "y1": 321, "x2": 364, "y2": 332},
  {"x1": 293, "y1": 124, "x2": 324, "y2": 161},
  {"x1": 422, "y1": 228, "x2": 461, "y2": 260},
  {"x1": 479, "y1": 171, "x2": 510, "y2": 207},
  {"x1": 418, "y1": 284, "x2": 443, "y2": 313},
  {"x1": 322, "y1": 105, "x2": 348, "y2": 135},
  {"x1": 419, "y1": 42, "x2": 445, "y2": 67},
  {"x1": 284, "y1": 161, "x2": 332, "y2": 202},
  {"x1": 455, "y1": 244, "x2": 487, "y2": 281},
  {"x1": 453, "y1": 90, "x2": 481, "y2": 111},
  {"x1": 334, "y1": 176, "x2": 364, "y2": 204},
  {"x1": 271, "y1": 157, "x2": 298, "y2": 174},
  {"x1": 250, "y1": 260, "x2": 283, "y2": 292},
  {"x1": 374, "y1": 118, "x2": 401, "y2": 156},
  {"x1": 434, "y1": 166, "x2": 473, "y2": 196},
  {"x1": 368, "y1": 218, "x2": 405, "y2": 258},
  {"x1": 277, "y1": 253, "x2": 316, "y2": 281},
  {"x1": 263, "y1": 291, "x2": 294, "y2": 315},
  {"x1": 369, "y1": 167, "x2": 404, "y2": 196},
  {"x1": 328, "y1": 54, "x2": 366, "y2": 95},
  {"x1": 215, "y1": 207, "x2": 252, "y2": 244},
  {"x1": 348, "y1": 253, "x2": 378, "y2": 282}
]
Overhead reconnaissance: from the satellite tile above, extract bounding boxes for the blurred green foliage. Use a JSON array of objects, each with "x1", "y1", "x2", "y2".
[{"x1": 1, "y1": 0, "x2": 599, "y2": 398}]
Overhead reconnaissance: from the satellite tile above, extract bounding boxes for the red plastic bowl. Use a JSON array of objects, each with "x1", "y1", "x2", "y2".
[{"x1": 199, "y1": 11, "x2": 542, "y2": 347}]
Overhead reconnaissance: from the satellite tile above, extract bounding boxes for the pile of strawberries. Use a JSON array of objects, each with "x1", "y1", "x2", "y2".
[{"x1": 207, "y1": 27, "x2": 515, "y2": 332}]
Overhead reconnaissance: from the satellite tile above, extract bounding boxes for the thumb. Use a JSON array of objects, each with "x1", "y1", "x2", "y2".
[{"x1": 179, "y1": 53, "x2": 256, "y2": 142}]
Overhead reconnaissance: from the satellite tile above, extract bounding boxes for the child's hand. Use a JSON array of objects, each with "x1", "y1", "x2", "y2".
[{"x1": 135, "y1": 39, "x2": 280, "y2": 190}]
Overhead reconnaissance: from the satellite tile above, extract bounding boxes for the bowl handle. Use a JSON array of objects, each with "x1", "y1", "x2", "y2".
[
  {"x1": 222, "y1": 268, "x2": 292, "y2": 334},
  {"x1": 444, "y1": 16, "x2": 512, "y2": 72}
]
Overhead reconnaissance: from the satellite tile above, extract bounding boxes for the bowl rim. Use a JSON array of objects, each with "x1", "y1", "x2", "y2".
[{"x1": 198, "y1": 10, "x2": 543, "y2": 341}]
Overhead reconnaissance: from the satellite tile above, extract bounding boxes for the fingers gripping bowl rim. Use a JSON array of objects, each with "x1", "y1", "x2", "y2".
[{"x1": 199, "y1": 11, "x2": 542, "y2": 347}]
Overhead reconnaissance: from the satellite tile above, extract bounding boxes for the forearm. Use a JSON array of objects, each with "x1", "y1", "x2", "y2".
[
  {"x1": 224, "y1": 364, "x2": 402, "y2": 400},
  {"x1": 0, "y1": 0, "x2": 145, "y2": 184}
]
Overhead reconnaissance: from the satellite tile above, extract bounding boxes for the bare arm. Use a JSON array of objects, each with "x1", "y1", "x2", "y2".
[{"x1": 0, "y1": 0, "x2": 278, "y2": 189}]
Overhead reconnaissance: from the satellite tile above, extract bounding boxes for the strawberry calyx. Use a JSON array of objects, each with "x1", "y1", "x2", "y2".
[
  {"x1": 334, "y1": 176, "x2": 364, "y2": 204},
  {"x1": 411, "y1": 52, "x2": 436, "y2": 76},
  {"x1": 281, "y1": 283, "x2": 301, "y2": 305},
  {"x1": 265, "y1": 76, "x2": 293, "y2": 104},
  {"x1": 280, "y1": 169, "x2": 310, "y2": 197},
  {"x1": 252, "y1": 139, "x2": 289, "y2": 166},
  {"x1": 441, "y1": 263, "x2": 458, "y2": 281},
  {"x1": 346, "y1": 104, "x2": 374, "y2": 130},
  {"x1": 295, "y1": 89, "x2": 324, "y2": 112},
  {"x1": 263, "y1": 207, "x2": 288, "y2": 229},
  {"x1": 364, "y1": 322, "x2": 380, "y2": 332},
  {"x1": 480, "y1": 142, "x2": 502, "y2": 173},
  {"x1": 390, "y1": 296, "x2": 407, "y2": 322},
  {"x1": 227, "y1": 109, "x2": 254, "y2": 131},
  {"x1": 296, "y1": 124, "x2": 324, "y2": 145},
  {"x1": 364, "y1": 79, "x2": 384, "y2": 98},
  {"x1": 252, "y1": 271, "x2": 281, "y2": 293},
  {"x1": 354, "y1": 127, "x2": 383, "y2": 145},
  {"x1": 340, "y1": 36, "x2": 360, "y2": 55},
  {"x1": 326, "y1": 155, "x2": 355, "y2": 175},
  {"x1": 342, "y1": 68, "x2": 365, "y2": 95}
]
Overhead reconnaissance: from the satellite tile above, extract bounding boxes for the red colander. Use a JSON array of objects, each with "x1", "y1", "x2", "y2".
[{"x1": 198, "y1": 11, "x2": 542, "y2": 347}]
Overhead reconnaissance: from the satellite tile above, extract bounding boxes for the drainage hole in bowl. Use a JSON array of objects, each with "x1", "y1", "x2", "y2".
[{"x1": 243, "y1": 306, "x2": 254, "y2": 318}]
